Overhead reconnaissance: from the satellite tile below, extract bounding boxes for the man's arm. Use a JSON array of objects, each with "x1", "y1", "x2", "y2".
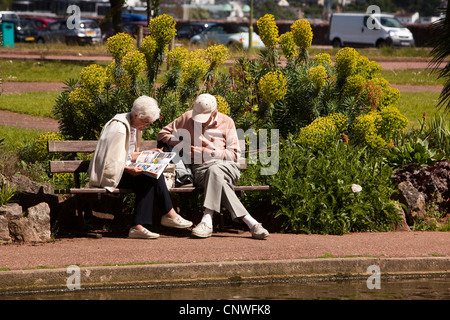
[{"x1": 157, "y1": 114, "x2": 188, "y2": 147}]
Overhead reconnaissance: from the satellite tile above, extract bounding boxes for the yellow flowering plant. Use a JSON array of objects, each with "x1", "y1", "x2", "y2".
[
  {"x1": 215, "y1": 95, "x2": 230, "y2": 115},
  {"x1": 257, "y1": 14, "x2": 279, "y2": 48},
  {"x1": 139, "y1": 36, "x2": 157, "y2": 66},
  {"x1": 32, "y1": 132, "x2": 65, "y2": 162},
  {"x1": 291, "y1": 19, "x2": 313, "y2": 49},
  {"x1": 342, "y1": 74, "x2": 366, "y2": 98},
  {"x1": 279, "y1": 31, "x2": 297, "y2": 60},
  {"x1": 181, "y1": 49, "x2": 209, "y2": 85},
  {"x1": 313, "y1": 53, "x2": 332, "y2": 67},
  {"x1": 205, "y1": 44, "x2": 230, "y2": 69},
  {"x1": 106, "y1": 61, "x2": 131, "y2": 88},
  {"x1": 142, "y1": 14, "x2": 177, "y2": 87},
  {"x1": 255, "y1": 14, "x2": 280, "y2": 70},
  {"x1": 355, "y1": 55, "x2": 381, "y2": 80},
  {"x1": 106, "y1": 32, "x2": 135, "y2": 62},
  {"x1": 335, "y1": 47, "x2": 358, "y2": 79},
  {"x1": 297, "y1": 113, "x2": 348, "y2": 151},
  {"x1": 166, "y1": 46, "x2": 189, "y2": 68},
  {"x1": 179, "y1": 49, "x2": 209, "y2": 103},
  {"x1": 353, "y1": 106, "x2": 408, "y2": 149},
  {"x1": 122, "y1": 50, "x2": 146, "y2": 80},
  {"x1": 258, "y1": 71, "x2": 287, "y2": 104},
  {"x1": 69, "y1": 87, "x2": 93, "y2": 110},
  {"x1": 308, "y1": 65, "x2": 328, "y2": 90},
  {"x1": 148, "y1": 14, "x2": 177, "y2": 49},
  {"x1": 79, "y1": 64, "x2": 107, "y2": 96}
]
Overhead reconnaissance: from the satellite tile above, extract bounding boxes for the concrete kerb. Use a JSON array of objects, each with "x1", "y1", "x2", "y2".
[{"x1": 0, "y1": 257, "x2": 449, "y2": 294}]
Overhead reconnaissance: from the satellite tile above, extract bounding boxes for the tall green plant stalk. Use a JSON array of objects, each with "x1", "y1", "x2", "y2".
[{"x1": 429, "y1": 4, "x2": 450, "y2": 112}]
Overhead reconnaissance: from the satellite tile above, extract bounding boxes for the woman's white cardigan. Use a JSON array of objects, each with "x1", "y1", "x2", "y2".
[{"x1": 87, "y1": 113, "x2": 139, "y2": 192}]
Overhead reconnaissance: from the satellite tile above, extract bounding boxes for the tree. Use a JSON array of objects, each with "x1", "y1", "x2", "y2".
[
  {"x1": 429, "y1": 4, "x2": 450, "y2": 112},
  {"x1": 109, "y1": 0, "x2": 125, "y2": 34},
  {"x1": 0, "y1": 0, "x2": 13, "y2": 10},
  {"x1": 254, "y1": 0, "x2": 297, "y2": 20}
]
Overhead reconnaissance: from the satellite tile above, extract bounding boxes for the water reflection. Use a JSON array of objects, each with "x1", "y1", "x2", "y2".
[{"x1": 2, "y1": 277, "x2": 449, "y2": 300}]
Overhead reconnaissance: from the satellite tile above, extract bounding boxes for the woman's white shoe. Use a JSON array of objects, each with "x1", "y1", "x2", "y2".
[{"x1": 128, "y1": 227, "x2": 160, "y2": 239}]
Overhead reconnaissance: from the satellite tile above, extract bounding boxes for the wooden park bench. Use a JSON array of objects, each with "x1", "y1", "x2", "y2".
[{"x1": 48, "y1": 140, "x2": 269, "y2": 233}]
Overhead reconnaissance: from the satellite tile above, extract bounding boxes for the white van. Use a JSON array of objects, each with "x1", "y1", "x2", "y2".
[
  {"x1": 0, "y1": 11, "x2": 19, "y2": 22},
  {"x1": 329, "y1": 13, "x2": 415, "y2": 48}
]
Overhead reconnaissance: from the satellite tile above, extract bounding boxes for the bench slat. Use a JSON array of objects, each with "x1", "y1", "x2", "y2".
[
  {"x1": 48, "y1": 140, "x2": 158, "y2": 153},
  {"x1": 50, "y1": 157, "x2": 247, "y2": 173},
  {"x1": 54, "y1": 185, "x2": 269, "y2": 195},
  {"x1": 50, "y1": 160, "x2": 91, "y2": 173}
]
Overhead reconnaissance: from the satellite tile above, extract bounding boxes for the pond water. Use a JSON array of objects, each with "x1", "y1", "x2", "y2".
[{"x1": 2, "y1": 276, "x2": 449, "y2": 300}]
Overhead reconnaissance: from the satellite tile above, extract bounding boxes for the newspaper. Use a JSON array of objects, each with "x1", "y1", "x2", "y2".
[{"x1": 130, "y1": 150, "x2": 176, "y2": 179}]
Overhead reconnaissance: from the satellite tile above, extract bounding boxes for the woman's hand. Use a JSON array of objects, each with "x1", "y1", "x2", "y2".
[{"x1": 124, "y1": 166, "x2": 143, "y2": 176}]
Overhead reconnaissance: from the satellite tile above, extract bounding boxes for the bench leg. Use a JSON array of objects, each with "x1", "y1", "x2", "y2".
[
  {"x1": 74, "y1": 195, "x2": 85, "y2": 231},
  {"x1": 74, "y1": 195, "x2": 100, "y2": 238}
]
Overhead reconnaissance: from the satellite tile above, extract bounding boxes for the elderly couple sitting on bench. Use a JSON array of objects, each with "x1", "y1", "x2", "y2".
[{"x1": 87, "y1": 94, "x2": 269, "y2": 240}]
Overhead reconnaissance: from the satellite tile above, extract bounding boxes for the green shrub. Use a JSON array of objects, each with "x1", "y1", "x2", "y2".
[
  {"x1": 267, "y1": 137, "x2": 399, "y2": 234},
  {"x1": 352, "y1": 106, "x2": 408, "y2": 149},
  {"x1": 385, "y1": 137, "x2": 445, "y2": 168},
  {"x1": 297, "y1": 113, "x2": 348, "y2": 151},
  {"x1": 0, "y1": 178, "x2": 16, "y2": 206}
]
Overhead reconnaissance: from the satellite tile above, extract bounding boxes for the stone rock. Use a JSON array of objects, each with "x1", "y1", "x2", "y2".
[
  {"x1": 0, "y1": 203, "x2": 23, "y2": 220},
  {"x1": 8, "y1": 202, "x2": 51, "y2": 243},
  {"x1": 27, "y1": 202, "x2": 51, "y2": 241},
  {"x1": 8, "y1": 217, "x2": 35, "y2": 242},
  {"x1": 9, "y1": 174, "x2": 58, "y2": 212},
  {"x1": 9, "y1": 174, "x2": 54, "y2": 194},
  {"x1": 0, "y1": 203, "x2": 23, "y2": 243},
  {"x1": 393, "y1": 203, "x2": 411, "y2": 232},
  {"x1": 0, "y1": 215, "x2": 11, "y2": 243},
  {"x1": 397, "y1": 181, "x2": 427, "y2": 225}
]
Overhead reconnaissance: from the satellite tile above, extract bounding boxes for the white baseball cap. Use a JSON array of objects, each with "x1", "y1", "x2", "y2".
[{"x1": 192, "y1": 94, "x2": 217, "y2": 123}]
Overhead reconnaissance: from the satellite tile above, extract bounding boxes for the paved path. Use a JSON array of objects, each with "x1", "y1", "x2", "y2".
[
  {"x1": 1, "y1": 231, "x2": 449, "y2": 270},
  {"x1": 0, "y1": 109, "x2": 59, "y2": 131}
]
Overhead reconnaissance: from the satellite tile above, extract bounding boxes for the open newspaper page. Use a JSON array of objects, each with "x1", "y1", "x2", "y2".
[{"x1": 131, "y1": 150, "x2": 176, "y2": 179}]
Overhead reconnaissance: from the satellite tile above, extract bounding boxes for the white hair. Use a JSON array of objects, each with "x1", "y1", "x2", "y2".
[{"x1": 131, "y1": 96, "x2": 160, "y2": 122}]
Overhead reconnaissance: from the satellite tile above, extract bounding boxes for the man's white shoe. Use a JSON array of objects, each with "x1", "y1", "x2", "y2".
[
  {"x1": 191, "y1": 222, "x2": 213, "y2": 238},
  {"x1": 161, "y1": 214, "x2": 193, "y2": 229},
  {"x1": 250, "y1": 223, "x2": 269, "y2": 240},
  {"x1": 128, "y1": 227, "x2": 160, "y2": 239}
]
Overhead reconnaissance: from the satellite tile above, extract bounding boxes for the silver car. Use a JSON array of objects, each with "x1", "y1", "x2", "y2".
[
  {"x1": 36, "y1": 19, "x2": 102, "y2": 45},
  {"x1": 190, "y1": 23, "x2": 264, "y2": 50}
]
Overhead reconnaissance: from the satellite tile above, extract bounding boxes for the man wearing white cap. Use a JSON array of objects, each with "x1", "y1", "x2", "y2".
[{"x1": 158, "y1": 94, "x2": 269, "y2": 239}]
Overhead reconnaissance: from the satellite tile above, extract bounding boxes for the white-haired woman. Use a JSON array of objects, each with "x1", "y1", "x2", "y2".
[{"x1": 88, "y1": 96, "x2": 192, "y2": 239}]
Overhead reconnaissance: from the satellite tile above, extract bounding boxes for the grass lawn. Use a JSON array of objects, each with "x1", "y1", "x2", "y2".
[
  {"x1": 0, "y1": 126, "x2": 45, "y2": 152},
  {"x1": 0, "y1": 59, "x2": 108, "y2": 82},
  {"x1": 381, "y1": 69, "x2": 445, "y2": 86},
  {"x1": 0, "y1": 92, "x2": 59, "y2": 118},
  {"x1": 394, "y1": 91, "x2": 449, "y2": 128}
]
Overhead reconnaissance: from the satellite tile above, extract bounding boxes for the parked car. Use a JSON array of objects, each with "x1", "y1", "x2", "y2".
[
  {"x1": 102, "y1": 21, "x2": 147, "y2": 41},
  {"x1": 190, "y1": 23, "x2": 264, "y2": 49},
  {"x1": 30, "y1": 18, "x2": 57, "y2": 31},
  {"x1": 36, "y1": 19, "x2": 102, "y2": 45},
  {"x1": 121, "y1": 13, "x2": 147, "y2": 23},
  {"x1": 176, "y1": 22, "x2": 215, "y2": 40},
  {"x1": 329, "y1": 13, "x2": 415, "y2": 48},
  {"x1": 2, "y1": 19, "x2": 39, "y2": 43}
]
